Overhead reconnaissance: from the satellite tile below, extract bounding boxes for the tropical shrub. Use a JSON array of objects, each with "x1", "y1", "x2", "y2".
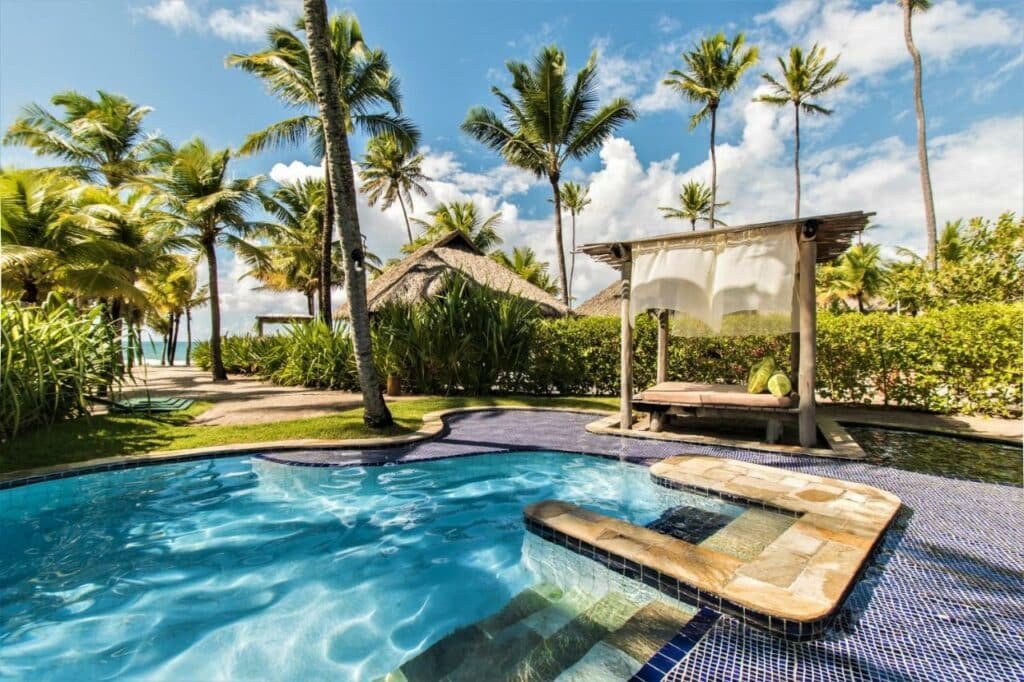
[
  {"x1": 0, "y1": 295, "x2": 120, "y2": 438},
  {"x1": 373, "y1": 272, "x2": 542, "y2": 394}
]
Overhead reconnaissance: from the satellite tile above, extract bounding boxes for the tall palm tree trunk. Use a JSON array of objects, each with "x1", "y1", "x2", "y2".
[
  {"x1": 397, "y1": 193, "x2": 414, "y2": 246},
  {"x1": 903, "y1": 3, "x2": 938, "y2": 270},
  {"x1": 171, "y1": 312, "x2": 182, "y2": 365},
  {"x1": 549, "y1": 176, "x2": 569, "y2": 306},
  {"x1": 690, "y1": 218, "x2": 697, "y2": 232},
  {"x1": 568, "y1": 209, "x2": 576, "y2": 306},
  {"x1": 185, "y1": 307, "x2": 193, "y2": 367},
  {"x1": 794, "y1": 103, "x2": 801, "y2": 220},
  {"x1": 708, "y1": 106, "x2": 718, "y2": 229},
  {"x1": 320, "y1": 166, "x2": 334, "y2": 325},
  {"x1": 304, "y1": 0, "x2": 392, "y2": 427},
  {"x1": 167, "y1": 312, "x2": 176, "y2": 365},
  {"x1": 202, "y1": 236, "x2": 228, "y2": 381}
]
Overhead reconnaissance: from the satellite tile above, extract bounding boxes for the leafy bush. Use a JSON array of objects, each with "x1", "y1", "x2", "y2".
[
  {"x1": 373, "y1": 272, "x2": 541, "y2": 394},
  {"x1": 1, "y1": 295, "x2": 120, "y2": 438}
]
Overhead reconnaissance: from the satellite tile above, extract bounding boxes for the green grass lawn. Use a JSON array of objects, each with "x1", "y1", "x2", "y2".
[{"x1": 0, "y1": 396, "x2": 617, "y2": 475}]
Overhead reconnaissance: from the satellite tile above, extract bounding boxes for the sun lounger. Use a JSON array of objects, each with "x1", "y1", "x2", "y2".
[{"x1": 88, "y1": 396, "x2": 194, "y2": 414}]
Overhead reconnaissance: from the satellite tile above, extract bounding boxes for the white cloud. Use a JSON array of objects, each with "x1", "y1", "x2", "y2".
[
  {"x1": 141, "y1": 0, "x2": 200, "y2": 32},
  {"x1": 141, "y1": 0, "x2": 300, "y2": 41},
  {"x1": 759, "y1": 0, "x2": 1022, "y2": 79},
  {"x1": 269, "y1": 160, "x2": 323, "y2": 184}
]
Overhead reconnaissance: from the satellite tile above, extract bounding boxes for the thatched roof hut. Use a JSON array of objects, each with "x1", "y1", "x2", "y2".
[
  {"x1": 336, "y1": 230, "x2": 570, "y2": 318},
  {"x1": 575, "y1": 281, "x2": 622, "y2": 317}
]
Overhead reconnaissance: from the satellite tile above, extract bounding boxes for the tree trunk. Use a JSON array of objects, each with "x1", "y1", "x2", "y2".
[
  {"x1": 709, "y1": 104, "x2": 718, "y2": 229},
  {"x1": 161, "y1": 329, "x2": 168, "y2": 366},
  {"x1": 304, "y1": 0, "x2": 392, "y2": 427},
  {"x1": 306, "y1": 291, "x2": 315, "y2": 316},
  {"x1": 171, "y1": 312, "x2": 182, "y2": 365},
  {"x1": 794, "y1": 102, "x2": 801, "y2": 220},
  {"x1": 21, "y1": 277, "x2": 39, "y2": 304},
  {"x1": 549, "y1": 175, "x2": 569, "y2": 306},
  {"x1": 568, "y1": 210, "x2": 576, "y2": 306},
  {"x1": 167, "y1": 312, "x2": 175, "y2": 365},
  {"x1": 185, "y1": 307, "x2": 193, "y2": 367},
  {"x1": 904, "y1": 3, "x2": 938, "y2": 271},
  {"x1": 320, "y1": 166, "x2": 334, "y2": 325},
  {"x1": 690, "y1": 218, "x2": 696, "y2": 232},
  {"x1": 397, "y1": 192, "x2": 413, "y2": 246},
  {"x1": 203, "y1": 236, "x2": 228, "y2": 381}
]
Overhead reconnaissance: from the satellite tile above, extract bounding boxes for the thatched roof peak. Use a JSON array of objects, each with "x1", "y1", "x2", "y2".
[
  {"x1": 336, "y1": 230, "x2": 569, "y2": 318},
  {"x1": 576, "y1": 281, "x2": 622, "y2": 317}
]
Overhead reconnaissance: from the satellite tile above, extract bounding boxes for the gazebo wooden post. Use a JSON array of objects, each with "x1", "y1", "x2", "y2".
[
  {"x1": 619, "y1": 253, "x2": 633, "y2": 430},
  {"x1": 256, "y1": 319, "x2": 265, "y2": 337},
  {"x1": 798, "y1": 229, "x2": 818, "y2": 448},
  {"x1": 650, "y1": 309, "x2": 669, "y2": 432}
]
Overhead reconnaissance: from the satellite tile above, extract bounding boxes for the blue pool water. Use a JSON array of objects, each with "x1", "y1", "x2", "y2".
[{"x1": 0, "y1": 451, "x2": 744, "y2": 681}]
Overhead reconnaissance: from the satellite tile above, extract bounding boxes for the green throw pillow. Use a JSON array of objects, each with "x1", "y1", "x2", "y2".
[
  {"x1": 767, "y1": 372, "x2": 792, "y2": 398},
  {"x1": 747, "y1": 357, "x2": 776, "y2": 394}
]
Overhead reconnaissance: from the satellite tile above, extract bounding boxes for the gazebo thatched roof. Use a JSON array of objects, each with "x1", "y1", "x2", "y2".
[
  {"x1": 575, "y1": 282, "x2": 622, "y2": 317},
  {"x1": 336, "y1": 230, "x2": 569, "y2": 318}
]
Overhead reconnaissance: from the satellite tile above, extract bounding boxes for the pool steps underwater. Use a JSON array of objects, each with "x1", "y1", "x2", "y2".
[{"x1": 381, "y1": 582, "x2": 699, "y2": 681}]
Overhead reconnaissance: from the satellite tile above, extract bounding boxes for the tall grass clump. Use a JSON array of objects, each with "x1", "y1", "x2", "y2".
[
  {"x1": 374, "y1": 272, "x2": 541, "y2": 394},
  {"x1": 1, "y1": 295, "x2": 119, "y2": 439},
  {"x1": 269, "y1": 322, "x2": 360, "y2": 389}
]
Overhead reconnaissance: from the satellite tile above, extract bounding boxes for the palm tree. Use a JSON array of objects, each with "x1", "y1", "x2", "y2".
[
  {"x1": 824, "y1": 243, "x2": 890, "y2": 313},
  {"x1": 557, "y1": 181, "x2": 590, "y2": 305},
  {"x1": 664, "y1": 33, "x2": 758, "y2": 228},
  {"x1": 0, "y1": 169, "x2": 135, "y2": 303},
  {"x1": 142, "y1": 255, "x2": 198, "y2": 365},
  {"x1": 406, "y1": 201, "x2": 503, "y2": 253},
  {"x1": 755, "y1": 44, "x2": 848, "y2": 219},
  {"x1": 659, "y1": 179, "x2": 727, "y2": 231},
  {"x1": 358, "y1": 134, "x2": 430, "y2": 245},
  {"x1": 228, "y1": 14, "x2": 418, "y2": 324},
  {"x1": 302, "y1": 0, "x2": 391, "y2": 427},
  {"x1": 251, "y1": 178, "x2": 335, "y2": 315},
  {"x1": 462, "y1": 46, "x2": 636, "y2": 305},
  {"x1": 900, "y1": 0, "x2": 938, "y2": 271},
  {"x1": 491, "y1": 246, "x2": 558, "y2": 295},
  {"x1": 149, "y1": 138, "x2": 266, "y2": 381},
  {"x1": 938, "y1": 220, "x2": 964, "y2": 264},
  {"x1": 4, "y1": 90, "x2": 169, "y2": 188}
]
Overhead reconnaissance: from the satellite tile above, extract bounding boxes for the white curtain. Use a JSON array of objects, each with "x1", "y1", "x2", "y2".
[{"x1": 629, "y1": 226, "x2": 798, "y2": 337}]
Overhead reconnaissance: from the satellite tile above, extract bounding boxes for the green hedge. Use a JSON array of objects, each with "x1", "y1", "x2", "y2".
[{"x1": 197, "y1": 302, "x2": 1022, "y2": 416}]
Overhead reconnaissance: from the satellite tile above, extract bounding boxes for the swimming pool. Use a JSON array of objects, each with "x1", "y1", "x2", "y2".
[
  {"x1": 846, "y1": 426, "x2": 1022, "y2": 486},
  {"x1": 0, "y1": 451, "x2": 743, "y2": 680}
]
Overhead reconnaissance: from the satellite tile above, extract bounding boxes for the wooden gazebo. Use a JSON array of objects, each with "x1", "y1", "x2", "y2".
[{"x1": 580, "y1": 211, "x2": 872, "y2": 448}]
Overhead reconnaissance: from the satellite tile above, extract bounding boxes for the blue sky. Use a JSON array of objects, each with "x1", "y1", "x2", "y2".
[{"x1": 2, "y1": 0, "x2": 1022, "y2": 336}]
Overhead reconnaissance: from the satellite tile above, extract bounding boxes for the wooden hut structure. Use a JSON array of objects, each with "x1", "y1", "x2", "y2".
[
  {"x1": 580, "y1": 211, "x2": 872, "y2": 448},
  {"x1": 336, "y1": 230, "x2": 570, "y2": 318},
  {"x1": 575, "y1": 282, "x2": 622, "y2": 317},
  {"x1": 255, "y1": 314, "x2": 313, "y2": 336}
]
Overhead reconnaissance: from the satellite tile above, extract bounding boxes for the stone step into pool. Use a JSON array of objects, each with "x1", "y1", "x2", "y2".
[
  {"x1": 382, "y1": 581, "x2": 705, "y2": 681},
  {"x1": 524, "y1": 455, "x2": 902, "y2": 641}
]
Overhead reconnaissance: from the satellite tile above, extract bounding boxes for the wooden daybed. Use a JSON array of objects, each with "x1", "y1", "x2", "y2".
[{"x1": 633, "y1": 382, "x2": 798, "y2": 442}]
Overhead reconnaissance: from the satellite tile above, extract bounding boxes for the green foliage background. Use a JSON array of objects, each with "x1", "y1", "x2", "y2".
[{"x1": 196, "y1": 301, "x2": 1022, "y2": 417}]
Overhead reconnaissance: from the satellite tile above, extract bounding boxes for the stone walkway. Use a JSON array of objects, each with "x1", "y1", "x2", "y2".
[{"x1": 116, "y1": 365, "x2": 413, "y2": 426}]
